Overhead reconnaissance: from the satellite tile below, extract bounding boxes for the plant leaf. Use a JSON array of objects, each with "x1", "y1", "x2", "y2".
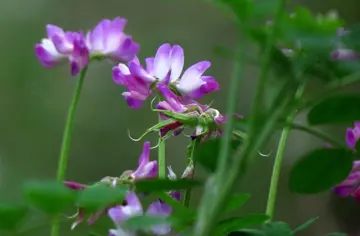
[
  {"x1": 289, "y1": 148, "x2": 353, "y2": 194},
  {"x1": 77, "y1": 185, "x2": 127, "y2": 212},
  {"x1": 224, "y1": 193, "x2": 251, "y2": 213},
  {"x1": 292, "y1": 216, "x2": 319, "y2": 233},
  {"x1": 23, "y1": 180, "x2": 76, "y2": 214},
  {"x1": 308, "y1": 94, "x2": 360, "y2": 125},
  {"x1": 0, "y1": 203, "x2": 28, "y2": 230},
  {"x1": 214, "y1": 214, "x2": 269, "y2": 235},
  {"x1": 262, "y1": 222, "x2": 293, "y2": 236},
  {"x1": 135, "y1": 179, "x2": 201, "y2": 193}
]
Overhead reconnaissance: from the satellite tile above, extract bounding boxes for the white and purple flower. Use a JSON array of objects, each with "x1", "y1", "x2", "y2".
[
  {"x1": 113, "y1": 43, "x2": 219, "y2": 109},
  {"x1": 130, "y1": 141, "x2": 158, "y2": 180},
  {"x1": 108, "y1": 192, "x2": 173, "y2": 236},
  {"x1": 85, "y1": 17, "x2": 139, "y2": 62},
  {"x1": 35, "y1": 17, "x2": 139, "y2": 76}
]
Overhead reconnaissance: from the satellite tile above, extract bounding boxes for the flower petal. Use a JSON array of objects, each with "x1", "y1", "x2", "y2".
[
  {"x1": 122, "y1": 91, "x2": 147, "y2": 109},
  {"x1": 145, "y1": 57, "x2": 155, "y2": 74},
  {"x1": 346, "y1": 128, "x2": 357, "y2": 149},
  {"x1": 146, "y1": 201, "x2": 172, "y2": 235},
  {"x1": 138, "y1": 141, "x2": 150, "y2": 167},
  {"x1": 177, "y1": 61, "x2": 211, "y2": 97},
  {"x1": 108, "y1": 192, "x2": 143, "y2": 225},
  {"x1": 46, "y1": 24, "x2": 64, "y2": 38},
  {"x1": 157, "y1": 83, "x2": 186, "y2": 113},
  {"x1": 153, "y1": 43, "x2": 171, "y2": 80},
  {"x1": 128, "y1": 62, "x2": 155, "y2": 83},
  {"x1": 169, "y1": 45, "x2": 184, "y2": 82},
  {"x1": 35, "y1": 40, "x2": 64, "y2": 67},
  {"x1": 113, "y1": 64, "x2": 131, "y2": 85}
]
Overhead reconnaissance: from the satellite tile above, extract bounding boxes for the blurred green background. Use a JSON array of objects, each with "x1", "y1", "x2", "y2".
[{"x1": 1, "y1": 0, "x2": 360, "y2": 235}]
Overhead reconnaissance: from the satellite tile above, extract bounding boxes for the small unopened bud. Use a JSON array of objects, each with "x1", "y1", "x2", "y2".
[
  {"x1": 167, "y1": 166, "x2": 177, "y2": 180},
  {"x1": 181, "y1": 165, "x2": 195, "y2": 179},
  {"x1": 64, "y1": 181, "x2": 87, "y2": 190}
]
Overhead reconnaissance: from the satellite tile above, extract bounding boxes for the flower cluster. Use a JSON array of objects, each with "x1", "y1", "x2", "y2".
[
  {"x1": 333, "y1": 122, "x2": 360, "y2": 201},
  {"x1": 36, "y1": 15, "x2": 224, "y2": 236},
  {"x1": 35, "y1": 17, "x2": 139, "y2": 75},
  {"x1": 64, "y1": 141, "x2": 181, "y2": 235}
]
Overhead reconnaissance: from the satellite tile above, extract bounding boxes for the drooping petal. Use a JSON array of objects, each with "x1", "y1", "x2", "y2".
[
  {"x1": 108, "y1": 192, "x2": 143, "y2": 225},
  {"x1": 63, "y1": 181, "x2": 87, "y2": 190},
  {"x1": 169, "y1": 45, "x2": 184, "y2": 82},
  {"x1": 113, "y1": 64, "x2": 131, "y2": 85},
  {"x1": 146, "y1": 201, "x2": 172, "y2": 235},
  {"x1": 157, "y1": 83, "x2": 186, "y2": 113},
  {"x1": 122, "y1": 91, "x2": 147, "y2": 109},
  {"x1": 153, "y1": 43, "x2": 172, "y2": 80}
]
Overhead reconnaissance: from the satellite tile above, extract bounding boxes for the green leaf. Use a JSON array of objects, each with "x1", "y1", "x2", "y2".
[
  {"x1": 194, "y1": 138, "x2": 241, "y2": 172},
  {"x1": 135, "y1": 179, "x2": 201, "y2": 193},
  {"x1": 77, "y1": 185, "x2": 127, "y2": 212},
  {"x1": 308, "y1": 94, "x2": 360, "y2": 125},
  {"x1": 214, "y1": 214, "x2": 269, "y2": 235},
  {"x1": 156, "y1": 192, "x2": 195, "y2": 219},
  {"x1": 224, "y1": 193, "x2": 251, "y2": 213},
  {"x1": 326, "y1": 233, "x2": 347, "y2": 236},
  {"x1": 122, "y1": 215, "x2": 172, "y2": 231},
  {"x1": 23, "y1": 180, "x2": 76, "y2": 214},
  {"x1": 262, "y1": 222, "x2": 293, "y2": 236},
  {"x1": 289, "y1": 148, "x2": 353, "y2": 194},
  {"x1": 292, "y1": 216, "x2": 319, "y2": 233},
  {"x1": 0, "y1": 203, "x2": 28, "y2": 230}
]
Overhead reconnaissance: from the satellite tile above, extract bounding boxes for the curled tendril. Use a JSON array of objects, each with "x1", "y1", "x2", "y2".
[
  {"x1": 150, "y1": 96, "x2": 158, "y2": 111},
  {"x1": 150, "y1": 139, "x2": 161, "y2": 149},
  {"x1": 258, "y1": 150, "x2": 272, "y2": 157},
  {"x1": 66, "y1": 211, "x2": 79, "y2": 219},
  {"x1": 127, "y1": 129, "x2": 154, "y2": 142}
]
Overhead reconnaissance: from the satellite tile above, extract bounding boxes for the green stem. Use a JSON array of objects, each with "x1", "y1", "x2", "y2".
[
  {"x1": 194, "y1": 0, "x2": 287, "y2": 233},
  {"x1": 158, "y1": 117, "x2": 166, "y2": 179},
  {"x1": 183, "y1": 139, "x2": 197, "y2": 207},
  {"x1": 265, "y1": 83, "x2": 306, "y2": 222},
  {"x1": 51, "y1": 67, "x2": 88, "y2": 236}
]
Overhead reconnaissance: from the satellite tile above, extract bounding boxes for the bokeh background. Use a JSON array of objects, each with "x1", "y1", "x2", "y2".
[{"x1": 1, "y1": 0, "x2": 360, "y2": 235}]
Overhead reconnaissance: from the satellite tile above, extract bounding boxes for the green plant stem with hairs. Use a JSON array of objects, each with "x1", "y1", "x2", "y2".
[
  {"x1": 265, "y1": 82, "x2": 306, "y2": 222},
  {"x1": 158, "y1": 119, "x2": 166, "y2": 179},
  {"x1": 194, "y1": 0, "x2": 288, "y2": 234},
  {"x1": 183, "y1": 139, "x2": 198, "y2": 207},
  {"x1": 51, "y1": 67, "x2": 88, "y2": 236}
]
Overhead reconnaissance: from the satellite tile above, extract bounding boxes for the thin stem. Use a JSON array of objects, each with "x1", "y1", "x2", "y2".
[
  {"x1": 194, "y1": 0, "x2": 287, "y2": 232},
  {"x1": 56, "y1": 67, "x2": 88, "y2": 181},
  {"x1": 183, "y1": 139, "x2": 197, "y2": 207},
  {"x1": 158, "y1": 116, "x2": 166, "y2": 179},
  {"x1": 51, "y1": 67, "x2": 88, "y2": 236},
  {"x1": 265, "y1": 83, "x2": 306, "y2": 222}
]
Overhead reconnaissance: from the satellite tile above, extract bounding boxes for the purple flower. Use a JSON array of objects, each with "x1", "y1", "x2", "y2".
[
  {"x1": 86, "y1": 17, "x2": 139, "y2": 62},
  {"x1": 346, "y1": 121, "x2": 360, "y2": 149},
  {"x1": 333, "y1": 160, "x2": 360, "y2": 201},
  {"x1": 35, "y1": 24, "x2": 89, "y2": 76},
  {"x1": 331, "y1": 49, "x2": 358, "y2": 61},
  {"x1": 108, "y1": 192, "x2": 173, "y2": 235},
  {"x1": 130, "y1": 142, "x2": 158, "y2": 180},
  {"x1": 113, "y1": 60, "x2": 152, "y2": 109},
  {"x1": 113, "y1": 43, "x2": 219, "y2": 109}
]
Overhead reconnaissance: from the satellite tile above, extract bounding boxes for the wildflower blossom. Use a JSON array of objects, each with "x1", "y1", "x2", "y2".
[
  {"x1": 108, "y1": 192, "x2": 173, "y2": 236},
  {"x1": 113, "y1": 43, "x2": 219, "y2": 109},
  {"x1": 333, "y1": 160, "x2": 360, "y2": 201},
  {"x1": 129, "y1": 141, "x2": 158, "y2": 180},
  {"x1": 345, "y1": 121, "x2": 360, "y2": 149},
  {"x1": 85, "y1": 17, "x2": 139, "y2": 62},
  {"x1": 35, "y1": 17, "x2": 138, "y2": 76},
  {"x1": 35, "y1": 25, "x2": 89, "y2": 75}
]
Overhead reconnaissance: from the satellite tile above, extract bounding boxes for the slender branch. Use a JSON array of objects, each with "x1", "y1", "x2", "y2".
[
  {"x1": 194, "y1": 0, "x2": 288, "y2": 233},
  {"x1": 265, "y1": 83, "x2": 306, "y2": 222},
  {"x1": 183, "y1": 139, "x2": 198, "y2": 207},
  {"x1": 51, "y1": 67, "x2": 88, "y2": 236}
]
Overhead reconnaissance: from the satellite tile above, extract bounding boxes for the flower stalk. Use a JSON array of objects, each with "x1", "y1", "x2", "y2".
[
  {"x1": 51, "y1": 66, "x2": 88, "y2": 236},
  {"x1": 265, "y1": 82, "x2": 306, "y2": 222}
]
